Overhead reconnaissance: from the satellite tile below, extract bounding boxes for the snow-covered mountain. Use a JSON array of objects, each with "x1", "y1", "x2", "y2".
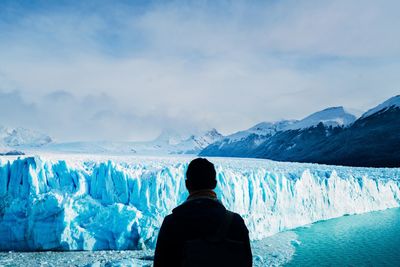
[
  {"x1": 42, "y1": 128, "x2": 223, "y2": 155},
  {"x1": 0, "y1": 126, "x2": 52, "y2": 151},
  {"x1": 171, "y1": 128, "x2": 224, "y2": 154},
  {"x1": 226, "y1": 120, "x2": 297, "y2": 142},
  {"x1": 200, "y1": 106, "x2": 358, "y2": 159},
  {"x1": 200, "y1": 120, "x2": 296, "y2": 158},
  {"x1": 146, "y1": 128, "x2": 223, "y2": 154},
  {"x1": 201, "y1": 95, "x2": 400, "y2": 167},
  {"x1": 361, "y1": 95, "x2": 400, "y2": 119},
  {"x1": 286, "y1": 106, "x2": 356, "y2": 130}
]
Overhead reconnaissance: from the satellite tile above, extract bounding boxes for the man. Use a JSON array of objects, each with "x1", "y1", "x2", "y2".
[{"x1": 154, "y1": 158, "x2": 252, "y2": 267}]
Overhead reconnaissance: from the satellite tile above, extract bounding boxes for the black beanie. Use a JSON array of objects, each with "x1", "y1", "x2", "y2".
[{"x1": 185, "y1": 158, "x2": 217, "y2": 191}]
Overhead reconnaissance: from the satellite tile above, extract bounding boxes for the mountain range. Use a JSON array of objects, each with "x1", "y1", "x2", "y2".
[
  {"x1": 200, "y1": 95, "x2": 400, "y2": 167},
  {"x1": 0, "y1": 127, "x2": 223, "y2": 156},
  {"x1": 0, "y1": 126, "x2": 52, "y2": 153},
  {"x1": 1, "y1": 95, "x2": 399, "y2": 167}
]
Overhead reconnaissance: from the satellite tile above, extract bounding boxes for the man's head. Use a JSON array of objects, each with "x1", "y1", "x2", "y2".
[{"x1": 185, "y1": 158, "x2": 217, "y2": 193}]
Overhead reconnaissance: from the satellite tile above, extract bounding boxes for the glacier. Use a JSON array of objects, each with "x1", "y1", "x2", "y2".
[{"x1": 0, "y1": 155, "x2": 399, "y2": 251}]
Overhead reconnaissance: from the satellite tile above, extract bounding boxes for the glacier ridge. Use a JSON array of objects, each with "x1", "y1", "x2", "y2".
[{"x1": 0, "y1": 156, "x2": 399, "y2": 251}]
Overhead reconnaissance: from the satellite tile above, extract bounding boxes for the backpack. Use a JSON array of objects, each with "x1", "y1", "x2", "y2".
[{"x1": 181, "y1": 210, "x2": 249, "y2": 267}]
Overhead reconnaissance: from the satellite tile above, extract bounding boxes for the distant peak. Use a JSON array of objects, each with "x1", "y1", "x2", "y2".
[
  {"x1": 0, "y1": 126, "x2": 52, "y2": 147},
  {"x1": 154, "y1": 128, "x2": 222, "y2": 145},
  {"x1": 204, "y1": 128, "x2": 220, "y2": 134},
  {"x1": 323, "y1": 106, "x2": 345, "y2": 111},
  {"x1": 248, "y1": 120, "x2": 297, "y2": 131},
  {"x1": 223, "y1": 120, "x2": 296, "y2": 142},
  {"x1": 287, "y1": 106, "x2": 356, "y2": 130},
  {"x1": 361, "y1": 95, "x2": 400, "y2": 119},
  {"x1": 313, "y1": 106, "x2": 349, "y2": 114}
]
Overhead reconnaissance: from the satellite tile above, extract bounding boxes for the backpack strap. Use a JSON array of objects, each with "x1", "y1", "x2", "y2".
[{"x1": 213, "y1": 210, "x2": 234, "y2": 242}]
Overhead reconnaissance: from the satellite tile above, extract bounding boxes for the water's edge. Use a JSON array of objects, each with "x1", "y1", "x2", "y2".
[{"x1": 1, "y1": 208, "x2": 400, "y2": 267}]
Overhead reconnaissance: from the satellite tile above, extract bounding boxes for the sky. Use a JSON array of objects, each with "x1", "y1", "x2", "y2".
[{"x1": 0, "y1": 0, "x2": 399, "y2": 142}]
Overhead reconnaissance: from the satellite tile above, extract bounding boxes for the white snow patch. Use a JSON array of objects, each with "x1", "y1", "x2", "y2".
[
  {"x1": 0, "y1": 126, "x2": 52, "y2": 148},
  {"x1": 222, "y1": 120, "x2": 296, "y2": 144},
  {"x1": 286, "y1": 106, "x2": 357, "y2": 130},
  {"x1": 361, "y1": 95, "x2": 400, "y2": 119}
]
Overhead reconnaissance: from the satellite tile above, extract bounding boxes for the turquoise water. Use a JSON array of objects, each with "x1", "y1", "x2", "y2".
[
  {"x1": 1, "y1": 209, "x2": 399, "y2": 266},
  {"x1": 286, "y1": 208, "x2": 400, "y2": 266}
]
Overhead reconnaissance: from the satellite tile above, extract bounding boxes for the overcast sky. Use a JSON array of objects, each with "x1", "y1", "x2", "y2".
[{"x1": 0, "y1": 0, "x2": 399, "y2": 141}]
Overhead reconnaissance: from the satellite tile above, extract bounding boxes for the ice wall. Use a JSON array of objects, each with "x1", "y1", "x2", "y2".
[{"x1": 0, "y1": 156, "x2": 399, "y2": 251}]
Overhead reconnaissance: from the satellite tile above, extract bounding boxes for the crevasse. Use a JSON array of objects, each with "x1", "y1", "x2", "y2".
[{"x1": 0, "y1": 156, "x2": 399, "y2": 251}]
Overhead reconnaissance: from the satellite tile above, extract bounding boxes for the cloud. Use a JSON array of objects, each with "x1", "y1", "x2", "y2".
[
  {"x1": 0, "y1": 89, "x2": 216, "y2": 141},
  {"x1": 0, "y1": 0, "x2": 399, "y2": 140},
  {"x1": 0, "y1": 90, "x2": 40, "y2": 127}
]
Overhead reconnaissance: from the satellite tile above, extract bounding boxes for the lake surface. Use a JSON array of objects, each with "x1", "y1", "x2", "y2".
[
  {"x1": 1, "y1": 208, "x2": 399, "y2": 266},
  {"x1": 285, "y1": 208, "x2": 400, "y2": 266}
]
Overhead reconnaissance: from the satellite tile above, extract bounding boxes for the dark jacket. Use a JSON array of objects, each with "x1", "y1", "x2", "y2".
[{"x1": 153, "y1": 197, "x2": 252, "y2": 267}]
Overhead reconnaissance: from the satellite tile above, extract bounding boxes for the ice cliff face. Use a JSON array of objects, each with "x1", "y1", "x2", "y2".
[{"x1": 0, "y1": 156, "x2": 399, "y2": 251}]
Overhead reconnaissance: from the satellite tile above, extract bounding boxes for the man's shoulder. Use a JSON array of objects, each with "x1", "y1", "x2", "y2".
[
  {"x1": 230, "y1": 211, "x2": 245, "y2": 223},
  {"x1": 229, "y1": 211, "x2": 248, "y2": 232},
  {"x1": 160, "y1": 213, "x2": 178, "y2": 229}
]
